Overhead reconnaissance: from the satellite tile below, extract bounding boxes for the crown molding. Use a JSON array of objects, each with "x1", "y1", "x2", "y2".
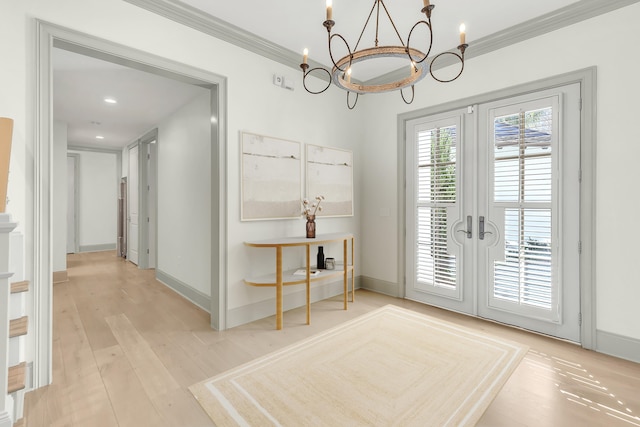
[
  {"x1": 123, "y1": 0, "x2": 326, "y2": 75},
  {"x1": 125, "y1": 0, "x2": 639, "y2": 86},
  {"x1": 368, "y1": 0, "x2": 640, "y2": 86}
]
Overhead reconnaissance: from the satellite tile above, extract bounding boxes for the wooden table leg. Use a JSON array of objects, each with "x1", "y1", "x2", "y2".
[
  {"x1": 276, "y1": 246, "x2": 283, "y2": 330},
  {"x1": 343, "y1": 239, "x2": 348, "y2": 310},
  {"x1": 351, "y1": 236, "x2": 355, "y2": 303},
  {"x1": 306, "y1": 244, "x2": 310, "y2": 325}
]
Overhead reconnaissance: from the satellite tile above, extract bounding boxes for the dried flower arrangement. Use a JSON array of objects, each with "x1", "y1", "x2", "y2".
[{"x1": 301, "y1": 195, "x2": 324, "y2": 219}]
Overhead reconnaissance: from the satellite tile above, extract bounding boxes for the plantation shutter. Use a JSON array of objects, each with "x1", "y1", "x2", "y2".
[
  {"x1": 492, "y1": 107, "x2": 554, "y2": 310},
  {"x1": 416, "y1": 125, "x2": 457, "y2": 289}
]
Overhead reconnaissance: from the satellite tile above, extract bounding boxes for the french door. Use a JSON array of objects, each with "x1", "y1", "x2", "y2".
[{"x1": 405, "y1": 83, "x2": 581, "y2": 342}]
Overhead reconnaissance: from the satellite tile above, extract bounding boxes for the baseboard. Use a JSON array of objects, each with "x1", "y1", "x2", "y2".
[
  {"x1": 226, "y1": 276, "x2": 362, "y2": 329},
  {"x1": 155, "y1": 269, "x2": 211, "y2": 312},
  {"x1": 351, "y1": 276, "x2": 640, "y2": 364},
  {"x1": 52, "y1": 270, "x2": 67, "y2": 284},
  {"x1": 78, "y1": 243, "x2": 116, "y2": 253},
  {"x1": 596, "y1": 330, "x2": 640, "y2": 364},
  {"x1": 360, "y1": 275, "x2": 400, "y2": 297}
]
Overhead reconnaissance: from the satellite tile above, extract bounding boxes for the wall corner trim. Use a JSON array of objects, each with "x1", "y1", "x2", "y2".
[
  {"x1": 155, "y1": 269, "x2": 211, "y2": 313},
  {"x1": 360, "y1": 276, "x2": 400, "y2": 298}
]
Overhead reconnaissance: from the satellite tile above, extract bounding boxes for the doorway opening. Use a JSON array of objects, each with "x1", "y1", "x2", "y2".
[
  {"x1": 398, "y1": 69, "x2": 596, "y2": 349},
  {"x1": 34, "y1": 20, "x2": 228, "y2": 388}
]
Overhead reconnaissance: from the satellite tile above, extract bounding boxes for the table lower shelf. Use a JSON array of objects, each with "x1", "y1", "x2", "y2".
[{"x1": 244, "y1": 265, "x2": 354, "y2": 287}]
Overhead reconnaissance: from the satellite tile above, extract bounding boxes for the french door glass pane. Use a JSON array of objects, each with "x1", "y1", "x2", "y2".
[
  {"x1": 416, "y1": 125, "x2": 457, "y2": 288},
  {"x1": 494, "y1": 108, "x2": 552, "y2": 203},
  {"x1": 494, "y1": 208, "x2": 552, "y2": 309},
  {"x1": 493, "y1": 107, "x2": 553, "y2": 310},
  {"x1": 417, "y1": 207, "x2": 456, "y2": 288}
]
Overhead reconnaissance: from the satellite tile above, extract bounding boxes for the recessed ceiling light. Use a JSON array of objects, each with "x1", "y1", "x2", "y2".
[
  {"x1": 104, "y1": 97, "x2": 117, "y2": 104},
  {"x1": 96, "y1": 135, "x2": 105, "y2": 139}
]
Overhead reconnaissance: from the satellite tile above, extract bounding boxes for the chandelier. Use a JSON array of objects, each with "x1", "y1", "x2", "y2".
[{"x1": 300, "y1": 0, "x2": 468, "y2": 109}]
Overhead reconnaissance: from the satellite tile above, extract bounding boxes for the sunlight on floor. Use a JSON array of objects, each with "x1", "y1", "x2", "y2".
[{"x1": 526, "y1": 349, "x2": 640, "y2": 426}]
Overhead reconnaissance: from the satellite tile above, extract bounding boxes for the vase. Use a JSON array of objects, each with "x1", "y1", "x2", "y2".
[
  {"x1": 306, "y1": 215, "x2": 316, "y2": 238},
  {"x1": 0, "y1": 118, "x2": 13, "y2": 213}
]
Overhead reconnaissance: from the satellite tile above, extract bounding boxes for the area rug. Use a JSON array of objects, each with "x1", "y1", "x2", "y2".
[{"x1": 189, "y1": 304, "x2": 528, "y2": 426}]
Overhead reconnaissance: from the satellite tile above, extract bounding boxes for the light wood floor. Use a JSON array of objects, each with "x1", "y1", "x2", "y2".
[{"x1": 24, "y1": 251, "x2": 640, "y2": 426}]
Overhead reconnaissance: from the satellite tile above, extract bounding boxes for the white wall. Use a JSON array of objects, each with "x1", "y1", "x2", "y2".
[
  {"x1": 1, "y1": 0, "x2": 360, "y2": 325},
  {"x1": 157, "y1": 91, "x2": 211, "y2": 295},
  {"x1": 52, "y1": 121, "x2": 67, "y2": 272},
  {"x1": 8, "y1": 0, "x2": 637, "y2": 351},
  {"x1": 68, "y1": 150, "x2": 118, "y2": 249},
  {"x1": 359, "y1": 4, "x2": 640, "y2": 342}
]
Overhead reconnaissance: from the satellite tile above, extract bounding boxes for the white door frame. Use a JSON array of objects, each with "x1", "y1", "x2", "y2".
[
  {"x1": 33, "y1": 20, "x2": 228, "y2": 388},
  {"x1": 127, "y1": 129, "x2": 158, "y2": 270},
  {"x1": 127, "y1": 143, "x2": 140, "y2": 265},
  {"x1": 138, "y1": 129, "x2": 158, "y2": 270},
  {"x1": 66, "y1": 153, "x2": 80, "y2": 254},
  {"x1": 397, "y1": 68, "x2": 597, "y2": 350}
]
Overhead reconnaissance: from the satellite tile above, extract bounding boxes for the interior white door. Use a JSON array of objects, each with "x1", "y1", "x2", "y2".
[
  {"x1": 128, "y1": 144, "x2": 139, "y2": 265},
  {"x1": 66, "y1": 155, "x2": 77, "y2": 254},
  {"x1": 406, "y1": 83, "x2": 581, "y2": 342},
  {"x1": 146, "y1": 141, "x2": 156, "y2": 268}
]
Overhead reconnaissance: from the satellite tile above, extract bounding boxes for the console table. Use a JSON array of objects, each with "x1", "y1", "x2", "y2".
[{"x1": 244, "y1": 232, "x2": 355, "y2": 330}]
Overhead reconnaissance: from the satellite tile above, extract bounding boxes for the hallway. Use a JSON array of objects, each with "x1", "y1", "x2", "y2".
[{"x1": 23, "y1": 251, "x2": 640, "y2": 426}]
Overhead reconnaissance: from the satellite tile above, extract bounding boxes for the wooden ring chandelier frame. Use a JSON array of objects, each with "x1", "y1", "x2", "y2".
[{"x1": 300, "y1": 1, "x2": 468, "y2": 110}]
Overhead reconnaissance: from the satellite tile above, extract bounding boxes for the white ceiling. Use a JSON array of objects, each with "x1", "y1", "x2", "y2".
[
  {"x1": 180, "y1": 0, "x2": 580, "y2": 80},
  {"x1": 54, "y1": 0, "x2": 584, "y2": 149},
  {"x1": 53, "y1": 49, "x2": 208, "y2": 149}
]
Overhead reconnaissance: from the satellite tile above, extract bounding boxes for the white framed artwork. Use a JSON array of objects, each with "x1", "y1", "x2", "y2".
[
  {"x1": 306, "y1": 144, "x2": 353, "y2": 217},
  {"x1": 241, "y1": 132, "x2": 302, "y2": 220}
]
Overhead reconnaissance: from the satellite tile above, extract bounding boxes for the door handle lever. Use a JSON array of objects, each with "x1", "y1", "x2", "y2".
[
  {"x1": 456, "y1": 215, "x2": 472, "y2": 239},
  {"x1": 479, "y1": 216, "x2": 493, "y2": 240}
]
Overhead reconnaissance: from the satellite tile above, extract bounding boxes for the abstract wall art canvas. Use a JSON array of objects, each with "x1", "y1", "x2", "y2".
[
  {"x1": 306, "y1": 144, "x2": 353, "y2": 217},
  {"x1": 241, "y1": 132, "x2": 302, "y2": 220}
]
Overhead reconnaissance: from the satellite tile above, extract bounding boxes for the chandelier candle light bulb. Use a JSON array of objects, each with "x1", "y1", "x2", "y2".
[
  {"x1": 303, "y1": 48, "x2": 309, "y2": 65},
  {"x1": 460, "y1": 23, "x2": 466, "y2": 45},
  {"x1": 326, "y1": 0, "x2": 332, "y2": 21}
]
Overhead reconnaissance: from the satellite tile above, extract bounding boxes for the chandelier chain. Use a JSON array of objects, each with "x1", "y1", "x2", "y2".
[
  {"x1": 380, "y1": 0, "x2": 407, "y2": 47},
  {"x1": 354, "y1": 1, "x2": 378, "y2": 53}
]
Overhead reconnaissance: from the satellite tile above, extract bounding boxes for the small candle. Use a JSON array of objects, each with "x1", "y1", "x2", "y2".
[
  {"x1": 423, "y1": 0, "x2": 430, "y2": 8},
  {"x1": 410, "y1": 61, "x2": 416, "y2": 76},
  {"x1": 303, "y1": 48, "x2": 308, "y2": 65},
  {"x1": 459, "y1": 23, "x2": 466, "y2": 45},
  {"x1": 346, "y1": 67, "x2": 351, "y2": 83},
  {"x1": 326, "y1": 0, "x2": 333, "y2": 21}
]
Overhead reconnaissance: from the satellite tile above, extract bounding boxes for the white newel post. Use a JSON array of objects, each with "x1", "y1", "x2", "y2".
[{"x1": 0, "y1": 213, "x2": 17, "y2": 427}]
